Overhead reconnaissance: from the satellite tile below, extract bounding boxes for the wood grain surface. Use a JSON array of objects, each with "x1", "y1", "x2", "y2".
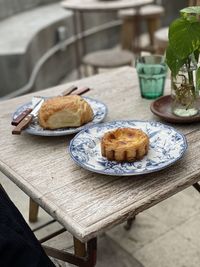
[{"x1": 0, "y1": 67, "x2": 200, "y2": 242}]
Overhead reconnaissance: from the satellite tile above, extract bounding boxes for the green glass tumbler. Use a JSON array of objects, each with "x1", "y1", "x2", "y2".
[{"x1": 136, "y1": 55, "x2": 167, "y2": 99}]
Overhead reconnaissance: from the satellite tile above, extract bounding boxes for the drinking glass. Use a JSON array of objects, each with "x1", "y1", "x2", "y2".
[{"x1": 135, "y1": 55, "x2": 167, "y2": 99}]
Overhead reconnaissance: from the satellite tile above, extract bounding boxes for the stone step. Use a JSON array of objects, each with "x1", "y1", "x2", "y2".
[
  {"x1": 0, "y1": 3, "x2": 72, "y2": 97},
  {"x1": 0, "y1": 0, "x2": 58, "y2": 21},
  {"x1": 0, "y1": 3, "x2": 70, "y2": 55}
]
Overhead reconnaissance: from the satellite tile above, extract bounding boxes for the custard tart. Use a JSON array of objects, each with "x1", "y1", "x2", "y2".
[{"x1": 101, "y1": 128, "x2": 149, "y2": 162}]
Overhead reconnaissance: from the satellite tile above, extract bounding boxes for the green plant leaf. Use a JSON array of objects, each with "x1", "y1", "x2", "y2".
[
  {"x1": 166, "y1": 6, "x2": 200, "y2": 78},
  {"x1": 194, "y1": 49, "x2": 200, "y2": 63},
  {"x1": 168, "y1": 17, "x2": 200, "y2": 59},
  {"x1": 166, "y1": 45, "x2": 186, "y2": 76},
  {"x1": 196, "y1": 67, "x2": 200, "y2": 90},
  {"x1": 181, "y1": 6, "x2": 200, "y2": 15}
]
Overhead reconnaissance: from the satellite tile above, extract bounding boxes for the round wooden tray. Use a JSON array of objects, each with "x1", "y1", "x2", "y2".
[{"x1": 150, "y1": 95, "x2": 200, "y2": 124}]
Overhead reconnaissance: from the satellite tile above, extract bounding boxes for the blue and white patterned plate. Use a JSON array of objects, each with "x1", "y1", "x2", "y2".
[
  {"x1": 13, "y1": 97, "x2": 107, "y2": 136},
  {"x1": 69, "y1": 120, "x2": 187, "y2": 176}
]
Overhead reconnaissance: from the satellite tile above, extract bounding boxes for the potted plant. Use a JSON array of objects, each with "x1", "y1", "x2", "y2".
[{"x1": 166, "y1": 6, "x2": 200, "y2": 117}]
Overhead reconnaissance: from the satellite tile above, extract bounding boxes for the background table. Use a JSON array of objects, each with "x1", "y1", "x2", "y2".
[
  {"x1": 1, "y1": 67, "x2": 200, "y2": 265},
  {"x1": 61, "y1": 0, "x2": 154, "y2": 12},
  {"x1": 61, "y1": 0, "x2": 154, "y2": 77}
]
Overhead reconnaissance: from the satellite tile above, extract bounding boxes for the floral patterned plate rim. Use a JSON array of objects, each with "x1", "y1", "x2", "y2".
[
  {"x1": 12, "y1": 97, "x2": 108, "y2": 136},
  {"x1": 69, "y1": 120, "x2": 187, "y2": 176}
]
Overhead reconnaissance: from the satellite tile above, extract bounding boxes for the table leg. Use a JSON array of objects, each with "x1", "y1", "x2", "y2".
[
  {"x1": 132, "y1": 7, "x2": 142, "y2": 54},
  {"x1": 92, "y1": 66, "x2": 99, "y2": 75},
  {"x1": 29, "y1": 198, "x2": 39, "y2": 222},
  {"x1": 74, "y1": 237, "x2": 87, "y2": 258},
  {"x1": 79, "y1": 11, "x2": 87, "y2": 78},
  {"x1": 73, "y1": 10, "x2": 87, "y2": 79},
  {"x1": 193, "y1": 182, "x2": 200, "y2": 193},
  {"x1": 43, "y1": 237, "x2": 97, "y2": 266},
  {"x1": 74, "y1": 237, "x2": 97, "y2": 267},
  {"x1": 73, "y1": 11, "x2": 82, "y2": 78},
  {"x1": 146, "y1": 17, "x2": 161, "y2": 50},
  {"x1": 79, "y1": 11, "x2": 86, "y2": 56},
  {"x1": 124, "y1": 216, "x2": 136, "y2": 231}
]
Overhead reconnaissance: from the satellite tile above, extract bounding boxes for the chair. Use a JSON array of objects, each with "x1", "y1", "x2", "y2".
[
  {"x1": 82, "y1": 49, "x2": 133, "y2": 75},
  {"x1": 189, "y1": 0, "x2": 200, "y2": 5},
  {"x1": 118, "y1": 3, "x2": 165, "y2": 52}
]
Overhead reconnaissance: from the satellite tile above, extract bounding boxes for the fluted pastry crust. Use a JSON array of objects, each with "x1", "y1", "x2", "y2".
[
  {"x1": 38, "y1": 95, "x2": 93, "y2": 129},
  {"x1": 101, "y1": 128, "x2": 149, "y2": 162}
]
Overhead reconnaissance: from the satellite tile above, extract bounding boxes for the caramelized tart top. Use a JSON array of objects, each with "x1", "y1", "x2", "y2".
[{"x1": 101, "y1": 128, "x2": 149, "y2": 150}]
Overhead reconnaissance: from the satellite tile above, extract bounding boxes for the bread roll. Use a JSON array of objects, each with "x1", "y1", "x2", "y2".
[{"x1": 38, "y1": 95, "x2": 93, "y2": 129}]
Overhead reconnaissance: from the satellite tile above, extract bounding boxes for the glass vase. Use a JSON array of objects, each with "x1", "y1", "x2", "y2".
[{"x1": 171, "y1": 56, "x2": 198, "y2": 117}]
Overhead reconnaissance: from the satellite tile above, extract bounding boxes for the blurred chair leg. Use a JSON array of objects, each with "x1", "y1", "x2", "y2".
[
  {"x1": 188, "y1": 0, "x2": 196, "y2": 5},
  {"x1": 29, "y1": 198, "x2": 39, "y2": 223},
  {"x1": 121, "y1": 17, "x2": 136, "y2": 51},
  {"x1": 146, "y1": 17, "x2": 161, "y2": 52},
  {"x1": 155, "y1": 45, "x2": 166, "y2": 55},
  {"x1": 92, "y1": 66, "x2": 98, "y2": 75},
  {"x1": 83, "y1": 64, "x2": 89, "y2": 77},
  {"x1": 188, "y1": 0, "x2": 200, "y2": 6}
]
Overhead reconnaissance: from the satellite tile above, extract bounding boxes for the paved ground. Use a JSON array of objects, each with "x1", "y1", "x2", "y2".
[{"x1": 1, "y1": 169, "x2": 200, "y2": 267}]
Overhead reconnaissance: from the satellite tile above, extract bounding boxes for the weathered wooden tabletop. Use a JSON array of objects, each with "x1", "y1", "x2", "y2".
[
  {"x1": 61, "y1": 0, "x2": 154, "y2": 12},
  {"x1": 0, "y1": 67, "x2": 200, "y2": 242}
]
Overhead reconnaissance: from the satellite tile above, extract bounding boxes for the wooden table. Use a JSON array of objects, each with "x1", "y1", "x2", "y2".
[
  {"x1": 1, "y1": 67, "x2": 200, "y2": 266},
  {"x1": 61, "y1": 0, "x2": 154, "y2": 77}
]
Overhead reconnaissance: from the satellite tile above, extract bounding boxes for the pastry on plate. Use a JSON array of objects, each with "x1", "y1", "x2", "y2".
[
  {"x1": 38, "y1": 95, "x2": 93, "y2": 129},
  {"x1": 101, "y1": 128, "x2": 149, "y2": 162}
]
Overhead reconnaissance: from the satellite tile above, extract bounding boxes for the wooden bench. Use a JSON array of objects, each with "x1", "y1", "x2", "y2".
[{"x1": 118, "y1": 4, "x2": 164, "y2": 52}]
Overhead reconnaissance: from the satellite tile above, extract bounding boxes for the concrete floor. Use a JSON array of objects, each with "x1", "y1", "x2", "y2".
[{"x1": 1, "y1": 169, "x2": 200, "y2": 267}]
